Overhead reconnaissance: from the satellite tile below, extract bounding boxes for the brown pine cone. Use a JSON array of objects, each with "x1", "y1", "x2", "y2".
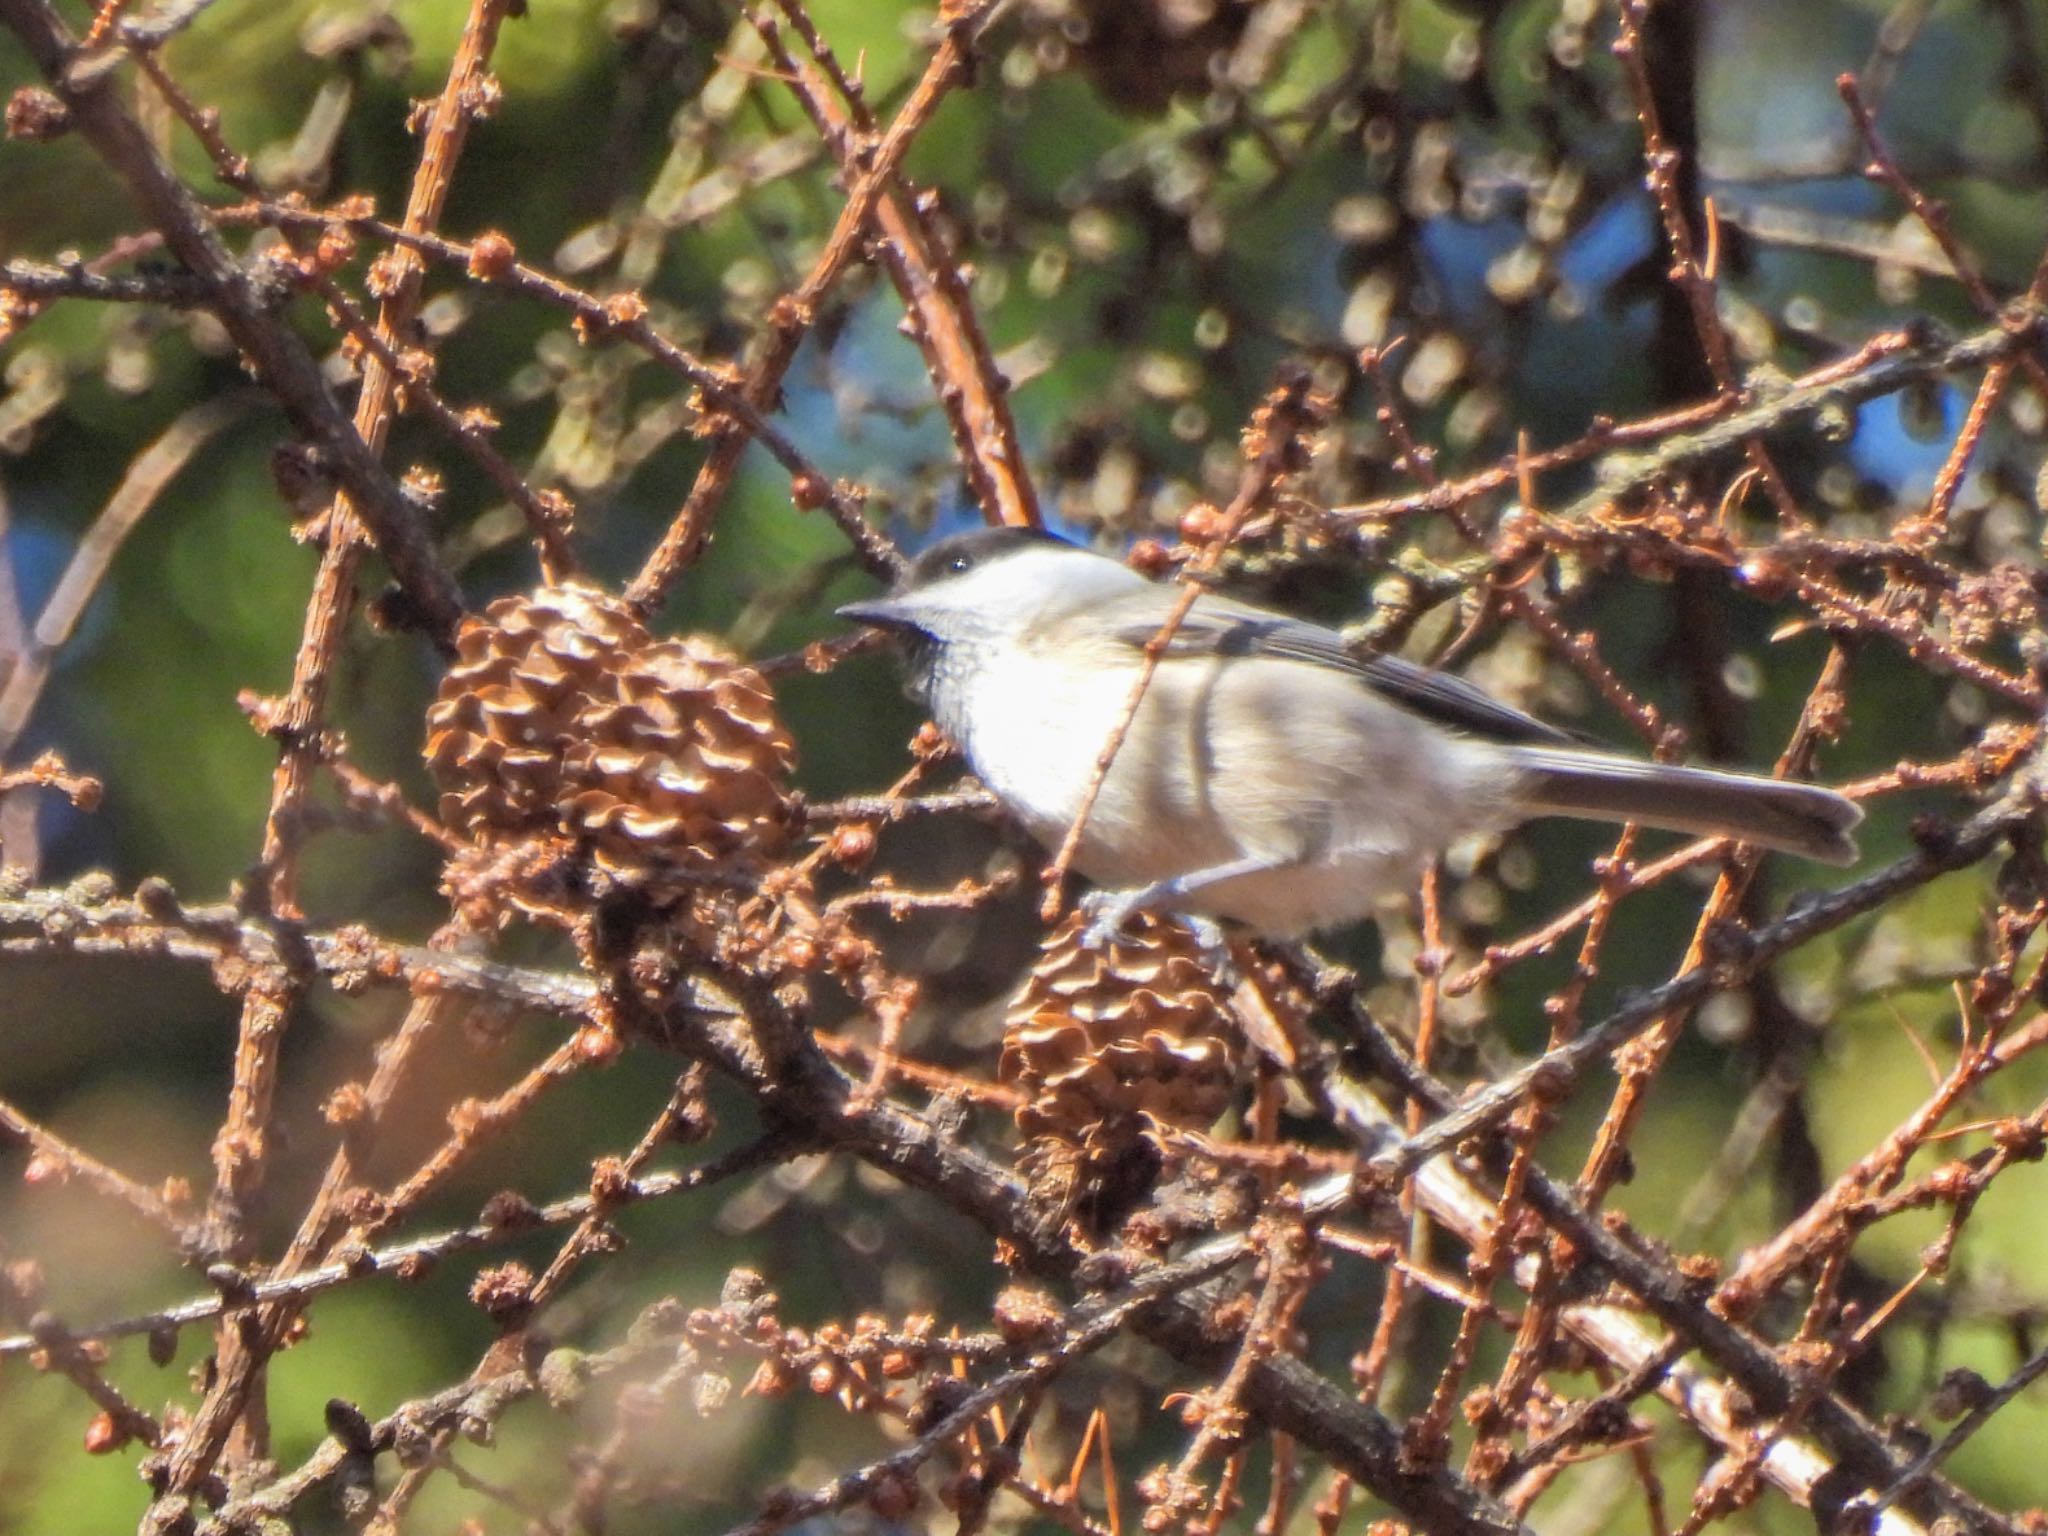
[
  {"x1": 424, "y1": 582, "x2": 795, "y2": 895},
  {"x1": 1000, "y1": 912, "x2": 1241, "y2": 1228}
]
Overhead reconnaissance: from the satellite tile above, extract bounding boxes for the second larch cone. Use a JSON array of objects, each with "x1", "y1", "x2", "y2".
[
  {"x1": 423, "y1": 582, "x2": 795, "y2": 895},
  {"x1": 1000, "y1": 912, "x2": 1242, "y2": 1231}
]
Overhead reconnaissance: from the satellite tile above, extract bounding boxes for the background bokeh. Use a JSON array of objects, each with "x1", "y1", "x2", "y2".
[{"x1": 3, "y1": 0, "x2": 2047, "y2": 1531}]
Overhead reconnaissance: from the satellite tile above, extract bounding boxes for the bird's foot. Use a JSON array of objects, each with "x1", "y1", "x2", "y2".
[
  {"x1": 1077, "y1": 891, "x2": 1233, "y2": 974},
  {"x1": 1076, "y1": 888, "x2": 1143, "y2": 951}
]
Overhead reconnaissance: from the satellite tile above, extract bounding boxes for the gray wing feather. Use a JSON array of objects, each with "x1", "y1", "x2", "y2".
[{"x1": 1110, "y1": 598, "x2": 1577, "y2": 747}]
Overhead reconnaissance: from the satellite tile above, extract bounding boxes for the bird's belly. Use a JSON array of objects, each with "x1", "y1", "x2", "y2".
[
  {"x1": 1161, "y1": 840, "x2": 1438, "y2": 936},
  {"x1": 952, "y1": 652, "x2": 1514, "y2": 936},
  {"x1": 950, "y1": 659, "x2": 1204, "y2": 868},
  {"x1": 954, "y1": 655, "x2": 1239, "y2": 876}
]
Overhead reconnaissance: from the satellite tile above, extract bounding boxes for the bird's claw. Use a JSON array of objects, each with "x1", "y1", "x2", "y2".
[
  {"x1": 1076, "y1": 892, "x2": 1234, "y2": 974},
  {"x1": 1076, "y1": 889, "x2": 1140, "y2": 952}
]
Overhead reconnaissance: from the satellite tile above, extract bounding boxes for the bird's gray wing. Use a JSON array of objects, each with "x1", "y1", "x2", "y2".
[{"x1": 1110, "y1": 598, "x2": 1578, "y2": 747}]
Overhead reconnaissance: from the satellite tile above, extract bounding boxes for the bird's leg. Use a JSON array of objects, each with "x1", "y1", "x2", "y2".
[{"x1": 1076, "y1": 852, "x2": 1283, "y2": 954}]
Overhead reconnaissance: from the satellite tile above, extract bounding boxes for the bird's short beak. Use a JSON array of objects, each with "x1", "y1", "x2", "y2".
[{"x1": 836, "y1": 596, "x2": 922, "y2": 632}]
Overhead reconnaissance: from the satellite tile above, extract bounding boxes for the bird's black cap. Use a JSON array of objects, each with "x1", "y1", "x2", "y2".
[
  {"x1": 838, "y1": 526, "x2": 1076, "y2": 631},
  {"x1": 894, "y1": 525, "x2": 1074, "y2": 592}
]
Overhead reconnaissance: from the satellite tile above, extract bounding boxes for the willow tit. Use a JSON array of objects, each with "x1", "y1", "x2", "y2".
[{"x1": 840, "y1": 527, "x2": 1862, "y2": 941}]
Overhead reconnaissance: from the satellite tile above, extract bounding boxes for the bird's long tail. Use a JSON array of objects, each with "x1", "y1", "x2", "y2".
[{"x1": 1503, "y1": 747, "x2": 1863, "y2": 865}]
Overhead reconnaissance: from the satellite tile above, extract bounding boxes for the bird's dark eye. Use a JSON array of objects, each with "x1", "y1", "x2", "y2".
[{"x1": 947, "y1": 553, "x2": 973, "y2": 575}]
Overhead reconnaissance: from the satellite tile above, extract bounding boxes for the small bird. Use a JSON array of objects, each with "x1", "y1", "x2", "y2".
[{"x1": 840, "y1": 527, "x2": 1862, "y2": 942}]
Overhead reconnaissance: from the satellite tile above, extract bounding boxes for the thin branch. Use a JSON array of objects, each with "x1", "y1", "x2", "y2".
[
  {"x1": 0, "y1": 0, "x2": 465, "y2": 642},
  {"x1": 1333, "y1": 313, "x2": 2041, "y2": 528},
  {"x1": 1040, "y1": 370, "x2": 1326, "y2": 913},
  {"x1": 1854, "y1": 1342, "x2": 2048, "y2": 1522},
  {"x1": 243, "y1": 204, "x2": 902, "y2": 583},
  {"x1": 0, "y1": 1136, "x2": 791, "y2": 1359},
  {"x1": 753, "y1": 0, "x2": 1040, "y2": 531},
  {"x1": 1372, "y1": 755, "x2": 2044, "y2": 1187},
  {"x1": 626, "y1": 0, "x2": 1008, "y2": 610},
  {"x1": 0, "y1": 257, "x2": 208, "y2": 308},
  {"x1": 0, "y1": 1094, "x2": 188, "y2": 1238}
]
